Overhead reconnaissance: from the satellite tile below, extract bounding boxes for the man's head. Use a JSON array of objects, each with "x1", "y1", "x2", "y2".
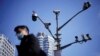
[{"x1": 14, "y1": 25, "x2": 29, "y2": 40}]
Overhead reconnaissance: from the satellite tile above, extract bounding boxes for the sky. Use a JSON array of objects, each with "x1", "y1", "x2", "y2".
[{"x1": 0, "y1": 0, "x2": 100, "y2": 56}]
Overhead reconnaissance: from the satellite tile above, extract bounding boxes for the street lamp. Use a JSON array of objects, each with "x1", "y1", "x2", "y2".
[
  {"x1": 60, "y1": 34, "x2": 92, "y2": 50},
  {"x1": 32, "y1": 11, "x2": 38, "y2": 21},
  {"x1": 32, "y1": 10, "x2": 56, "y2": 40},
  {"x1": 58, "y1": 2, "x2": 91, "y2": 31},
  {"x1": 83, "y1": 2, "x2": 91, "y2": 10},
  {"x1": 32, "y1": 1, "x2": 91, "y2": 56}
]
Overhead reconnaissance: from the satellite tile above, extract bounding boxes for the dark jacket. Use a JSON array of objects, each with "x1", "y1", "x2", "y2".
[{"x1": 16, "y1": 34, "x2": 47, "y2": 56}]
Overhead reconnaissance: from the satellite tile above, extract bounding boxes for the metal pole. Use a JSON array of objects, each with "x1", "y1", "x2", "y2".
[
  {"x1": 37, "y1": 16, "x2": 56, "y2": 40},
  {"x1": 32, "y1": 2, "x2": 91, "y2": 56},
  {"x1": 58, "y1": 10, "x2": 84, "y2": 31},
  {"x1": 53, "y1": 10, "x2": 61, "y2": 56}
]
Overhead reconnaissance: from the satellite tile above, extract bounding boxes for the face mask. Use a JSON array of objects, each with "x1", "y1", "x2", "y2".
[{"x1": 17, "y1": 33, "x2": 24, "y2": 40}]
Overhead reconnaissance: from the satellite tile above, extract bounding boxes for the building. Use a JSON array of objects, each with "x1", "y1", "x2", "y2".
[
  {"x1": 0, "y1": 34, "x2": 15, "y2": 56},
  {"x1": 37, "y1": 32, "x2": 56, "y2": 56}
]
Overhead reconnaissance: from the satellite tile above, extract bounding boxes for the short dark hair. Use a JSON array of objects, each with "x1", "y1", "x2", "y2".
[{"x1": 14, "y1": 25, "x2": 29, "y2": 33}]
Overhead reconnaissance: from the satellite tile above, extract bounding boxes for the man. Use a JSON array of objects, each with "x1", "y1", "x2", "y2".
[{"x1": 14, "y1": 25, "x2": 47, "y2": 56}]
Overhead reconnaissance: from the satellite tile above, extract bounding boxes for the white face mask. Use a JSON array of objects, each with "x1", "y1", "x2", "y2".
[{"x1": 17, "y1": 33, "x2": 24, "y2": 40}]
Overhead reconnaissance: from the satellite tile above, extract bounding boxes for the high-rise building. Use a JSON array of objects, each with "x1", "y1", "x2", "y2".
[
  {"x1": 37, "y1": 32, "x2": 56, "y2": 56},
  {"x1": 0, "y1": 34, "x2": 15, "y2": 56}
]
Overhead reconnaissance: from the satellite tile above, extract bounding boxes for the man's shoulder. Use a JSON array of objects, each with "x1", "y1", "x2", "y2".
[
  {"x1": 23, "y1": 34, "x2": 35, "y2": 38},
  {"x1": 23, "y1": 34, "x2": 38, "y2": 40},
  {"x1": 16, "y1": 45, "x2": 21, "y2": 51}
]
